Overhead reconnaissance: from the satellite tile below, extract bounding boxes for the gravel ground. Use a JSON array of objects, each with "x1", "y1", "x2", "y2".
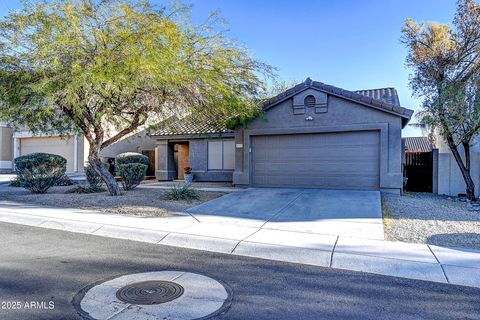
[
  {"x1": 383, "y1": 192, "x2": 480, "y2": 249},
  {"x1": 0, "y1": 185, "x2": 225, "y2": 217}
]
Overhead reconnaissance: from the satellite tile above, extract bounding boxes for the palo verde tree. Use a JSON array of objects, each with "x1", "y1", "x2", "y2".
[
  {"x1": 0, "y1": 0, "x2": 273, "y2": 195},
  {"x1": 402, "y1": 0, "x2": 480, "y2": 200}
]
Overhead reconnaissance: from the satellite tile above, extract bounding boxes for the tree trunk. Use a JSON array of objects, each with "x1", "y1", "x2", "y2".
[
  {"x1": 88, "y1": 146, "x2": 121, "y2": 196},
  {"x1": 445, "y1": 135, "x2": 476, "y2": 200}
]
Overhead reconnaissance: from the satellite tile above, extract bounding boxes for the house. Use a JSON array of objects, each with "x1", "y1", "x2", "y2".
[
  {"x1": 152, "y1": 78, "x2": 413, "y2": 194},
  {"x1": 0, "y1": 78, "x2": 413, "y2": 193}
]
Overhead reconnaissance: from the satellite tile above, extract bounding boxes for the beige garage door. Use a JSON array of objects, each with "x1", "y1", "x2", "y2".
[
  {"x1": 20, "y1": 136, "x2": 75, "y2": 172},
  {"x1": 252, "y1": 131, "x2": 380, "y2": 190}
]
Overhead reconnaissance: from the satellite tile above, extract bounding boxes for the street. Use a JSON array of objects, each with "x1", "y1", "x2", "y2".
[{"x1": 0, "y1": 221, "x2": 479, "y2": 320}]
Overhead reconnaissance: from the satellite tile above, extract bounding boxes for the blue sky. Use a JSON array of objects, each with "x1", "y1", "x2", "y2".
[{"x1": 0, "y1": 0, "x2": 457, "y2": 136}]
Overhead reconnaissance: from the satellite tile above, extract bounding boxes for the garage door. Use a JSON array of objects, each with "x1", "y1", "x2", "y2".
[
  {"x1": 252, "y1": 131, "x2": 380, "y2": 189},
  {"x1": 20, "y1": 136, "x2": 75, "y2": 172}
]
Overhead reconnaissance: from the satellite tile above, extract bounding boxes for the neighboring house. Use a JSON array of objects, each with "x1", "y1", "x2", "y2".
[
  {"x1": 152, "y1": 78, "x2": 413, "y2": 194},
  {"x1": 12, "y1": 131, "x2": 86, "y2": 173},
  {"x1": 0, "y1": 123, "x2": 13, "y2": 173},
  {"x1": 6, "y1": 129, "x2": 157, "y2": 175}
]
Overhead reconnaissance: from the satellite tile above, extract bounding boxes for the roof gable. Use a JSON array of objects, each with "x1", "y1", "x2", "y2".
[{"x1": 262, "y1": 78, "x2": 413, "y2": 127}]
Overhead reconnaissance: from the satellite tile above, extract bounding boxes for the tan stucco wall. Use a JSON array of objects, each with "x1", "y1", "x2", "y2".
[
  {"x1": 100, "y1": 129, "x2": 156, "y2": 159},
  {"x1": 435, "y1": 134, "x2": 480, "y2": 197},
  {"x1": 0, "y1": 126, "x2": 13, "y2": 170},
  {"x1": 0, "y1": 126, "x2": 13, "y2": 161}
]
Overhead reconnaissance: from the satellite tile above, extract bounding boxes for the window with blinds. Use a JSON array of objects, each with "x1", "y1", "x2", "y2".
[{"x1": 208, "y1": 140, "x2": 234, "y2": 170}]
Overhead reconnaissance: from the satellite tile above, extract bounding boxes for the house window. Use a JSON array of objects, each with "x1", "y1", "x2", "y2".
[
  {"x1": 304, "y1": 95, "x2": 316, "y2": 108},
  {"x1": 208, "y1": 140, "x2": 234, "y2": 170}
]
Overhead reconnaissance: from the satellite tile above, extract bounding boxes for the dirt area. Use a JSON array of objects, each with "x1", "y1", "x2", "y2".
[
  {"x1": 0, "y1": 185, "x2": 225, "y2": 217},
  {"x1": 383, "y1": 192, "x2": 480, "y2": 250}
]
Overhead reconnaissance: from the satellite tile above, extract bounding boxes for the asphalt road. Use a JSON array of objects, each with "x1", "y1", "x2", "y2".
[{"x1": 0, "y1": 222, "x2": 479, "y2": 320}]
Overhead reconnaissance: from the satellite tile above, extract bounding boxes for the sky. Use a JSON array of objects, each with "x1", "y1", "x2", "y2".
[{"x1": 0, "y1": 0, "x2": 458, "y2": 137}]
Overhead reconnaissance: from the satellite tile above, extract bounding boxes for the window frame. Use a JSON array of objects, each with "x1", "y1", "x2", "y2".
[{"x1": 207, "y1": 139, "x2": 235, "y2": 170}]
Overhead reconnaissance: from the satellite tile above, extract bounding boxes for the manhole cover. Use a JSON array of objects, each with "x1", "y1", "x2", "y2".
[{"x1": 116, "y1": 280, "x2": 184, "y2": 305}]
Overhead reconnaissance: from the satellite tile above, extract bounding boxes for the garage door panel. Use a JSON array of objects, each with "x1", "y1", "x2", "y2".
[
  {"x1": 20, "y1": 137, "x2": 75, "y2": 172},
  {"x1": 252, "y1": 131, "x2": 380, "y2": 190}
]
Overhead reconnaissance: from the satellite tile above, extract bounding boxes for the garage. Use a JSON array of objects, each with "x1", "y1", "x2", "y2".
[
  {"x1": 252, "y1": 131, "x2": 380, "y2": 189},
  {"x1": 20, "y1": 136, "x2": 75, "y2": 172}
]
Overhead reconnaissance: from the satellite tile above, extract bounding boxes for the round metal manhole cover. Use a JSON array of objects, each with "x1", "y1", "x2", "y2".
[{"x1": 116, "y1": 280, "x2": 184, "y2": 305}]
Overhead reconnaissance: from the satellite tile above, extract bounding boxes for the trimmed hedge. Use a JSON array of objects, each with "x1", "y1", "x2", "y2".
[
  {"x1": 116, "y1": 152, "x2": 148, "y2": 165},
  {"x1": 118, "y1": 163, "x2": 147, "y2": 190},
  {"x1": 15, "y1": 153, "x2": 67, "y2": 193}
]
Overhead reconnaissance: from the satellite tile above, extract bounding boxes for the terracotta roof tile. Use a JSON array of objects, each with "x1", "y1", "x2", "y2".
[{"x1": 403, "y1": 137, "x2": 433, "y2": 153}]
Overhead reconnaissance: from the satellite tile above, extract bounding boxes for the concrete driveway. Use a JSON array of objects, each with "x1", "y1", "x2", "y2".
[{"x1": 187, "y1": 188, "x2": 384, "y2": 240}]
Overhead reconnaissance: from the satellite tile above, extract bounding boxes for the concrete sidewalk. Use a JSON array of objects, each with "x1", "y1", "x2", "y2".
[{"x1": 0, "y1": 200, "x2": 479, "y2": 288}]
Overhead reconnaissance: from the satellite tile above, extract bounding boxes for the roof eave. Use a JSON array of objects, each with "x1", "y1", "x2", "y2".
[{"x1": 152, "y1": 131, "x2": 235, "y2": 140}]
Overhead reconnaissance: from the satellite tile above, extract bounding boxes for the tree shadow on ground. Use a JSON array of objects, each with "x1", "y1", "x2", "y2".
[{"x1": 427, "y1": 232, "x2": 480, "y2": 250}]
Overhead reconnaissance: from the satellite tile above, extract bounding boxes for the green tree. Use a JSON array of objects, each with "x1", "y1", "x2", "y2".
[
  {"x1": 402, "y1": 0, "x2": 480, "y2": 200},
  {"x1": 0, "y1": 0, "x2": 273, "y2": 195}
]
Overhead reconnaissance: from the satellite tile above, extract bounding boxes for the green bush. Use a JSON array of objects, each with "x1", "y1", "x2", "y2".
[
  {"x1": 9, "y1": 178, "x2": 21, "y2": 187},
  {"x1": 15, "y1": 153, "x2": 67, "y2": 193},
  {"x1": 118, "y1": 163, "x2": 147, "y2": 190},
  {"x1": 116, "y1": 152, "x2": 148, "y2": 165},
  {"x1": 165, "y1": 183, "x2": 200, "y2": 201},
  {"x1": 65, "y1": 185, "x2": 106, "y2": 194},
  {"x1": 56, "y1": 174, "x2": 74, "y2": 186},
  {"x1": 85, "y1": 163, "x2": 109, "y2": 187}
]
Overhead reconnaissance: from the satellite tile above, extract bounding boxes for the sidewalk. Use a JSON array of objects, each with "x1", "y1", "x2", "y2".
[{"x1": 0, "y1": 200, "x2": 479, "y2": 288}]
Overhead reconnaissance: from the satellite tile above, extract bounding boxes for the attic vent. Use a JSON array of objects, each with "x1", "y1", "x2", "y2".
[{"x1": 304, "y1": 95, "x2": 316, "y2": 108}]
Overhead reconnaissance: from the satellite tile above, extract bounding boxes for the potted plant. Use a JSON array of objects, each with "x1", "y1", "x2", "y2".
[{"x1": 184, "y1": 166, "x2": 194, "y2": 184}]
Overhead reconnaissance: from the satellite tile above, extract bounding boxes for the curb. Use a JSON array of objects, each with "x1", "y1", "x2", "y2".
[{"x1": 0, "y1": 206, "x2": 479, "y2": 289}]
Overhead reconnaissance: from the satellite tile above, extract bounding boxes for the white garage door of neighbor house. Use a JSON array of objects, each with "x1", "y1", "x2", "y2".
[
  {"x1": 20, "y1": 136, "x2": 75, "y2": 172},
  {"x1": 252, "y1": 131, "x2": 380, "y2": 190}
]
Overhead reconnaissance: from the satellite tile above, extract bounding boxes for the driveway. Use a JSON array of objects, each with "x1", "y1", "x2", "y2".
[{"x1": 187, "y1": 188, "x2": 384, "y2": 240}]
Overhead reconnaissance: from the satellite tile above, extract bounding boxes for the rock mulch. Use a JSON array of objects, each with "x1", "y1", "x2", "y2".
[
  {"x1": 382, "y1": 192, "x2": 480, "y2": 250},
  {"x1": 0, "y1": 185, "x2": 224, "y2": 217}
]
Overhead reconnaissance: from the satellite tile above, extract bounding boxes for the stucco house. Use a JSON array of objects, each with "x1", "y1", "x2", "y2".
[
  {"x1": 0, "y1": 125, "x2": 157, "y2": 176},
  {"x1": 0, "y1": 78, "x2": 413, "y2": 194},
  {"x1": 152, "y1": 78, "x2": 413, "y2": 194}
]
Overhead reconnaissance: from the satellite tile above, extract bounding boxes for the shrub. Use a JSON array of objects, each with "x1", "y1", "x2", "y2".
[
  {"x1": 85, "y1": 163, "x2": 109, "y2": 187},
  {"x1": 65, "y1": 185, "x2": 106, "y2": 194},
  {"x1": 118, "y1": 163, "x2": 147, "y2": 190},
  {"x1": 165, "y1": 183, "x2": 200, "y2": 201},
  {"x1": 116, "y1": 152, "x2": 148, "y2": 165},
  {"x1": 9, "y1": 178, "x2": 21, "y2": 187},
  {"x1": 15, "y1": 153, "x2": 66, "y2": 193},
  {"x1": 56, "y1": 174, "x2": 74, "y2": 186}
]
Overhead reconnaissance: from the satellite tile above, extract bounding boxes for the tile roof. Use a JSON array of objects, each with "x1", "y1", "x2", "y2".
[
  {"x1": 403, "y1": 137, "x2": 433, "y2": 153},
  {"x1": 152, "y1": 114, "x2": 234, "y2": 136},
  {"x1": 152, "y1": 78, "x2": 414, "y2": 136},
  {"x1": 354, "y1": 88, "x2": 400, "y2": 106}
]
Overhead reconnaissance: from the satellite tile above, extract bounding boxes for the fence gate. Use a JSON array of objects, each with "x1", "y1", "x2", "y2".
[{"x1": 404, "y1": 152, "x2": 433, "y2": 192}]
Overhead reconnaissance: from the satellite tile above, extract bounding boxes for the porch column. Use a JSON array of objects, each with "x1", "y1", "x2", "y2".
[{"x1": 432, "y1": 148, "x2": 439, "y2": 194}]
